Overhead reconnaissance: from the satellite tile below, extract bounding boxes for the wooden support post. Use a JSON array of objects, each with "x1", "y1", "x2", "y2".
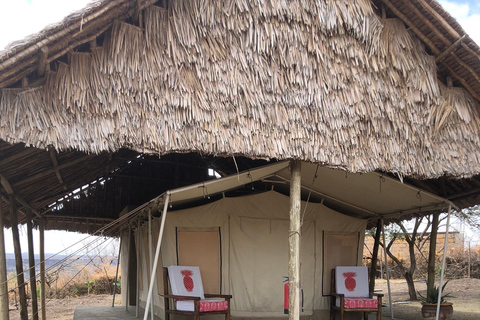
[
  {"x1": 381, "y1": 219, "x2": 394, "y2": 319},
  {"x1": 39, "y1": 220, "x2": 46, "y2": 320},
  {"x1": 21, "y1": 77, "x2": 28, "y2": 88},
  {"x1": 26, "y1": 208, "x2": 39, "y2": 320},
  {"x1": 288, "y1": 160, "x2": 301, "y2": 320},
  {"x1": 427, "y1": 212, "x2": 439, "y2": 292},
  {"x1": 0, "y1": 201, "x2": 10, "y2": 320},
  {"x1": 37, "y1": 47, "x2": 49, "y2": 77},
  {"x1": 10, "y1": 196, "x2": 28, "y2": 320},
  {"x1": 369, "y1": 219, "x2": 382, "y2": 293},
  {"x1": 112, "y1": 239, "x2": 121, "y2": 307}
]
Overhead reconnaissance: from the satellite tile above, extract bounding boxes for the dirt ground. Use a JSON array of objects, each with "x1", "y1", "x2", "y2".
[
  {"x1": 8, "y1": 278, "x2": 480, "y2": 320},
  {"x1": 9, "y1": 294, "x2": 121, "y2": 320},
  {"x1": 375, "y1": 278, "x2": 480, "y2": 319}
]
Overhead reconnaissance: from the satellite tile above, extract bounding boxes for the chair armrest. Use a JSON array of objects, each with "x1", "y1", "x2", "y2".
[
  {"x1": 204, "y1": 294, "x2": 232, "y2": 299},
  {"x1": 330, "y1": 293, "x2": 345, "y2": 298},
  {"x1": 370, "y1": 293, "x2": 384, "y2": 298},
  {"x1": 161, "y1": 294, "x2": 201, "y2": 300}
]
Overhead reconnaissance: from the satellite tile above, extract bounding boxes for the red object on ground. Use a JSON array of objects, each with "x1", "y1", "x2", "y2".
[{"x1": 284, "y1": 282, "x2": 289, "y2": 314}]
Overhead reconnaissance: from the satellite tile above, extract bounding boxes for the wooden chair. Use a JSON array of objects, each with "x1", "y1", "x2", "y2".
[
  {"x1": 330, "y1": 266, "x2": 383, "y2": 320},
  {"x1": 162, "y1": 266, "x2": 232, "y2": 320}
]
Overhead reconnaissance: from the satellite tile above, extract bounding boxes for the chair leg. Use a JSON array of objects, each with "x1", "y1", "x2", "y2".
[
  {"x1": 364, "y1": 312, "x2": 368, "y2": 320},
  {"x1": 329, "y1": 308, "x2": 335, "y2": 320},
  {"x1": 377, "y1": 310, "x2": 382, "y2": 320}
]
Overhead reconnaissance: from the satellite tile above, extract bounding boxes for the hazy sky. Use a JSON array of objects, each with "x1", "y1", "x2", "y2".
[
  {"x1": 0, "y1": 1, "x2": 479, "y2": 253},
  {"x1": 0, "y1": 0, "x2": 479, "y2": 50}
]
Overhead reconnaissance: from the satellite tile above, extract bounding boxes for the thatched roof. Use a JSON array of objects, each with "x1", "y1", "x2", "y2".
[{"x1": 1, "y1": 0, "x2": 480, "y2": 180}]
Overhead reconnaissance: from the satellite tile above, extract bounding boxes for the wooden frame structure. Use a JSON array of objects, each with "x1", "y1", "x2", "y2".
[
  {"x1": 162, "y1": 267, "x2": 232, "y2": 320},
  {"x1": 329, "y1": 268, "x2": 383, "y2": 320}
]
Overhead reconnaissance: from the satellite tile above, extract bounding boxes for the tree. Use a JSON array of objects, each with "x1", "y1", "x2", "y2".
[{"x1": 379, "y1": 214, "x2": 447, "y2": 300}]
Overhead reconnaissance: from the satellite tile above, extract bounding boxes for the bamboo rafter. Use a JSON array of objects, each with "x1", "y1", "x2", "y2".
[
  {"x1": 48, "y1": 146, "x2": 67, "y2": 190},
  {"x1": 381, "y1": 0, "x2": 480, "y2": 101}
]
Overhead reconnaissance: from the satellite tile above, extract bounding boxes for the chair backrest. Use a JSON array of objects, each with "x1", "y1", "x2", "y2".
[
  {"x1": 335, "y1": 266, "x2": 369, "y2": 298},
  {"x1": 167, "y1": 266, "x2": 205, "y2": 299}
]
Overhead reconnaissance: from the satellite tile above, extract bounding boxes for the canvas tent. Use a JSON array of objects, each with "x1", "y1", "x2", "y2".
[{"x1": 116, "y1": 161, "x2": 454, "y2": 319}]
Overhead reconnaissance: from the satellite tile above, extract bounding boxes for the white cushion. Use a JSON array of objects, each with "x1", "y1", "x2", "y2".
[
  {"x1": 335, "y1": 266, "x2": 369, "y2": 298},
  {"x1": 168, "y1": 266, "x2": 205, "y2": 299}
]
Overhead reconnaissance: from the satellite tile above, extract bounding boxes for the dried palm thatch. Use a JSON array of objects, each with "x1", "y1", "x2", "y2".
[{"x1": 1, "y1": 0, "x2": 480, "y2": 179}]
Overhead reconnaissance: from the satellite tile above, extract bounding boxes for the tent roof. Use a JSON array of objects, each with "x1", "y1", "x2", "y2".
[
  {"x1": 0, "y1": 1, "x2": 480, "y2": 179},
  {"x1": 106, "y1": 161, "x2": 454, "y2": 235}
]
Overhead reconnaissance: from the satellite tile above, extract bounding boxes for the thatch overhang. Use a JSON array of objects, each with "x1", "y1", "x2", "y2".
[
  {"x1": 1, "y1": 0, "x2": 480, "y2": 235},
  {"x1": 0, "y1": 0, "x2": 479, "y2": 179}
]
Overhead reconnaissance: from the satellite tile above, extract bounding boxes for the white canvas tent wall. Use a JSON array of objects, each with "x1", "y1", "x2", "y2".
[
  {"x1": 118, "y1": 161, "x2": 455, "y2": 319},
  {"x1": 131, "y1": 190, "x2": 367, "y2": 318}
]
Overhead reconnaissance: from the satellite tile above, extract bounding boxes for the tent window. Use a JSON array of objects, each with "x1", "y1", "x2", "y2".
[
  {"x1": 177, "y1": 228, "x2": 221, "y2": 294},
  {"x1": 322, "y1": 231, "x2": 360, "y2": 295}
]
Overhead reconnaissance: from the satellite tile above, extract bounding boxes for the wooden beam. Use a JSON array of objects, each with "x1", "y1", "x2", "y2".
[
  {"x1": 89, "y1": 39, "x2": 97, "y2": 51},
  {"x1": 0, "y1": 174, "x2": 14, "y2": 195},
  {"x1": 0, "y1": 200, "x2": 9, "y2": 320},
  {"x1": 381, "y1": 0, "x2": 440, "y2": 55},
  {"x1": 0, "y1": 147, "x2": 40, "y2": 168},
  {"x1": 10, "y1": 195, "x2": 28, "y2": 320},
  {"x1": 25, "y1": 209, "x2": 39, "y2": 320},
  {"x1": 436, "y1": 36, "x2": 466, "y2": 63},
  {"x1": 414, "y1": 0, "x2": 460, "y2": 39},
  {"x1": 14, "y1": 155, "x2": 92, "y2": 187},
  {"x1": 382, "y1": 0, "x2": 480, "y2": 100},
  {"x1": 0, "y1": 173, "x2": 42, "y2": 218},
  {"x1": 48, "y1": 146, "x2": 67, "y2": 190},
  {"x1": 427, "y1": 212, "x2": 439, "y2": 293},
  {"x1": 447, "y1": 186, "x2": 480, "y2": 201},
  {"x1": 37, "y1": 46, "x2": 49, "y2": 77},
  {"x1": 21, "y1": 77, "x2": 28, "y2": 88},
  {"x1": 288, "y1": 160, "x2": 301, "y2": 320},
  {"x1": 441, "y1": 62, "x2": 480, "y2": 101}
]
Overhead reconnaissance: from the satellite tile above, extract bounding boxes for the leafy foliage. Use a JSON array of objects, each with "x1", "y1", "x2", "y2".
[{"x1": 417, "y1": 281, "x2": 453, "y2": 304}]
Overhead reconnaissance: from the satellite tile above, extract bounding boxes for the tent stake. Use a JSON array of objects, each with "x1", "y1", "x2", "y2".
[
  {"x1": 436, "y1": 205, "x2": 452, "y2": 320},
  {"x1": 381, "y1": 218, "x2": 394, "y2": 319},
  {"x1": 288, "y1": 160, "x2": 301, "y2": 320},
  {"x1": 143, "y1": 193, "x2": 170, "y2": 320},
  {"x1": 0, "y1": 201, "x2": 9, "y2": 320}
]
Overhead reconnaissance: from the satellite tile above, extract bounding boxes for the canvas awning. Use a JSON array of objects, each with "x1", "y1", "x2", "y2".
[{"x1": 105, "y1": 161, "x2": 456, "y2": 236}]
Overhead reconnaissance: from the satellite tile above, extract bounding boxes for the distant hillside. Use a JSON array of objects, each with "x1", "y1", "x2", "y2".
[
  {"x1": 5, "y1": 253, "x2": 118, "y2": 275},
  {"x1": 6, "y1": 254, "x2": 68, "y2": 274}
]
